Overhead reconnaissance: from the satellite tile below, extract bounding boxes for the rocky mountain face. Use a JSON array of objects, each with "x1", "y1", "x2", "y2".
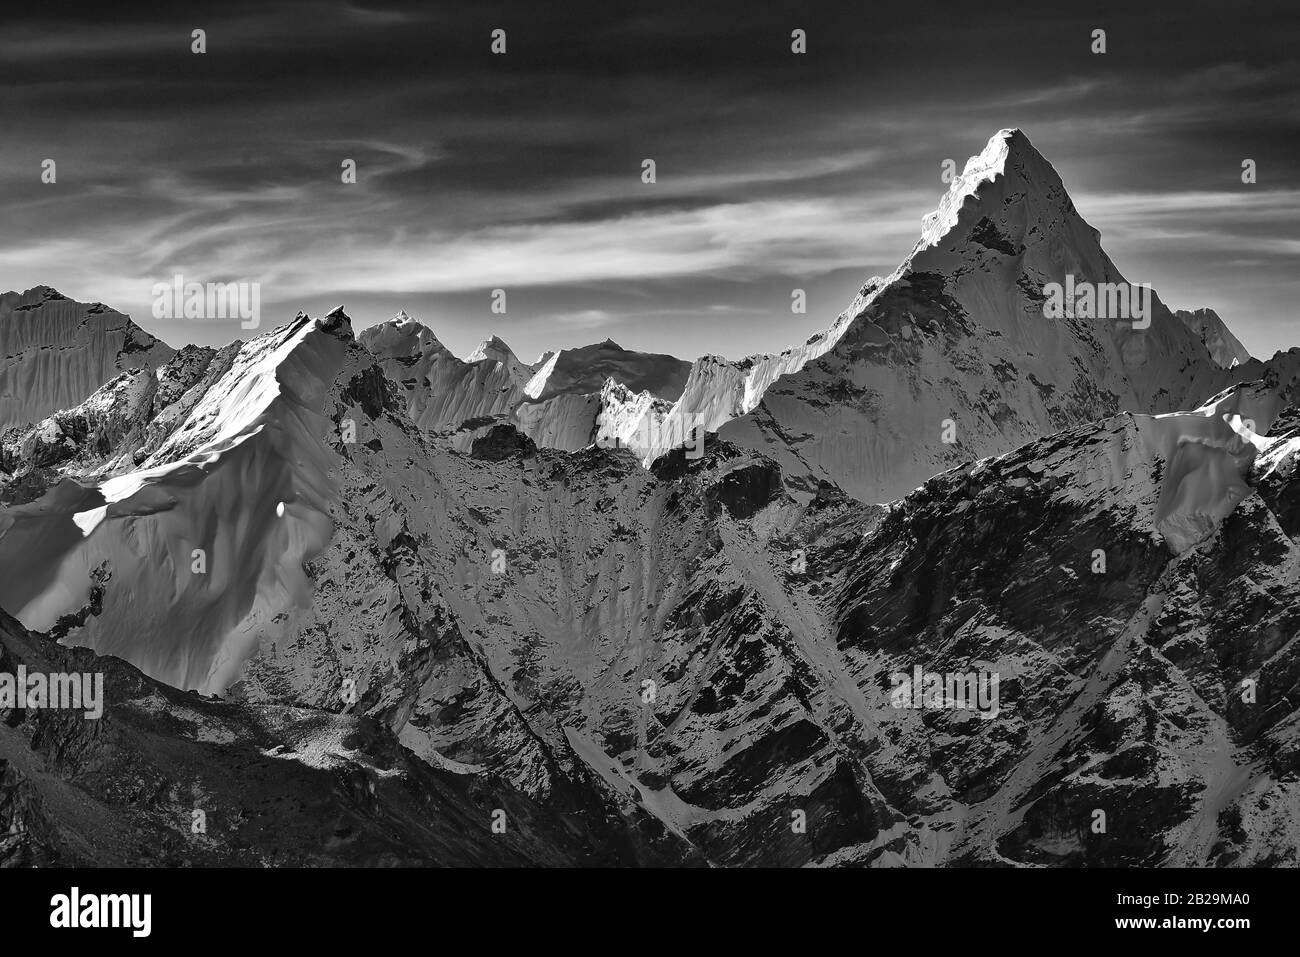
[
  {"x1": 719, "y1": 130, "x2": 1279, "y2": 503},
  {"x1": 0, "y1": 286, "x2": 172, "y2": 433},
  {"x1": 0, "y1": 605, "x2": 683, "y2": 866},
  {"x1": 2, "y1": 129, "x2": 1298, "y2": 867},
  {"x1": 349, "y1": 131, "x2": 1281, "y2": 491},
  {"x1": 1175, "y1": 307, "x2": 1254, "y2": 369},
  {"x1": 826, "y1": 375, "x2": 1300, "y2": 865},
  {"x1": 357, "y1": 314, "x2": 692, "y2": 455}
]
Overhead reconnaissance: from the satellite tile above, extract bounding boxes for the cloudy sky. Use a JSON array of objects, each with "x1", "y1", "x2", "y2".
[{"x1": 2, "y1": 0, "x2": 1297, "y2": 362}]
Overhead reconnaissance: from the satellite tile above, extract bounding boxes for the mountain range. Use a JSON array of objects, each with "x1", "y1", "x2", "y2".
[{"x1": 3, "y1": 129, "x2": 1298, "y2": 867}]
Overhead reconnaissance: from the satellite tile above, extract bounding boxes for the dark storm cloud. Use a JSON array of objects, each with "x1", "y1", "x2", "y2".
[{"x1": 1, "y1": 0, "x2": 1297, "y2": 361}]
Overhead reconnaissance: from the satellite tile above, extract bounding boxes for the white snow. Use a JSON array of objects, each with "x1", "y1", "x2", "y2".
[
  {"x1": 0, "y1": 287, "x2": 172, "y2": 431},
  {"x1": 8, "y1": 312, "x2": 351, "y2": 693},
  {"x1": 716, "y1": 129, "x2": 1264, "y2": 502},
  {"x1": 359, "y1": 314, "x2": 530, "y2": 430},
  {"x1": 1174, "y1": 307, "x2": 1254, "y2": 369}
]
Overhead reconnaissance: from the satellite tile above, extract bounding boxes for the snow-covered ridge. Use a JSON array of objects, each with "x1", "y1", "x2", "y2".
[
  {"x1": 344, "y1": 128, "x2": 1260, "y2": 481},
  {"x1": 358, "y1": 315, "x2": 696, "y2": 454},
  {"x1": 945, "y1": 373, "x2": 1293, "y2": 558},
  {"x1": 523, "y1": 349, "x2": 560, "y2": 398},
  {"x1": 716, "y1": 128, "x2": 1271, "y2": 502},
  {"x1": 1067, "y1": 406, "x2": 1257, "y2": 554},
  {"x1": 679, "y1": 128, "x2": 1263, "y2": 485},
  {"x1": 521, "y1": 338, "x2": 690, "y2": 402},
  {"x1": 1174, "y1": 307, "x2": 1253, "y2": 369},
  {"x1": 1, "y1": 309, "x2": 352, "y2": 693},
  {"x1": 917, "y1": 128, "x2": 1017, "y2": 252},
  {"x1": 358, "y1": 314, "x2": 528, "y2": 431},
  {"x1": 466, "y1": 334, "x2": 532, "y2": 382}
]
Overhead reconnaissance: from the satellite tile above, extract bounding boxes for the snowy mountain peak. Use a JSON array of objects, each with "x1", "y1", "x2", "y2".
[
  {"x1": 1174, "y1": 307, "x2": 1253, "y2": 368},
  {"x1": 714, "y1": 127, "x2": 1275, "y2": 503},
  {"x1": 3, "y1": 308, "x2": 353, "y2": 692},
  {"x1": 0, "y1": 286, "x2": 174, "y2": 432},
  {"x1": 318, "y1": 305, "x2": 353, "y2": 337},
  {"x1": 466, "y1": 334, "x2": 534, "y2": 385},
  {"x1": 466, "y1": 334, "x2": 520, "y2": 364},
  {"x1": 357, "y1": 313, "x2": 448, "y2": 360},
  {"x1": 908, "y1": 127, "x2": 1103, "y2": 279},
  {"x1": 521, "y1": 338, "x2": 691, "y2": 403},
  {"x1": 916, "y1": 128, "x2": 1022, "y2": 251}
]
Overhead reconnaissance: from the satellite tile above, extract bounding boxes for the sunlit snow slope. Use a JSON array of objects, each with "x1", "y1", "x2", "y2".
[
  {"x1": 0, "y1": 310, "x2": 350, "y2": 692},
  {"x1": 718, "y1": 129, "x2": 1272, "y2": 502}
]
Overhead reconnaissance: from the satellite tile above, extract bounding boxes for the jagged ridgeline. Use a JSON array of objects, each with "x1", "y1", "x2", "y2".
[{"x1": 3, "y1": 129, "x2": 1300, "y2": 867}]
